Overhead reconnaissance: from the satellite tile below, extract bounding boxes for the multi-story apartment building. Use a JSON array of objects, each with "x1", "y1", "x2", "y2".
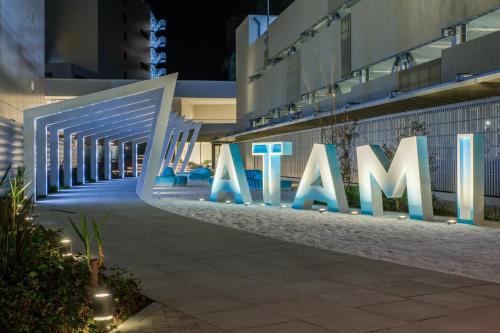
[
  {"x1": 45, "y1": 0, "x2": 151, "y2": 80},
  {"x1": 232, "y1": 0, "x2": 500, "y2": 213}
]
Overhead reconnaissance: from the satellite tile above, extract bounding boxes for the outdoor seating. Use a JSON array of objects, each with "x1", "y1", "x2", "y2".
[
  {"x1": 155, "y1": 167, "x2": 187, "y2": 186},
  {"x1": 245, "y1": 169, "x2": 292, "y2": 191},
  {"x1": 187, "y1": 167, "x2": 211, "y2": 184}
]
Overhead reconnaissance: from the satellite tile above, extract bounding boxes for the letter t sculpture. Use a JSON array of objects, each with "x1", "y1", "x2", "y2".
[{"x1": 252, "y1": 142, "x2": 292, "y2": 206}]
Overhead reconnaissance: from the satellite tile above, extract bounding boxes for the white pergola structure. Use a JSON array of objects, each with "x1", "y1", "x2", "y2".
[{"x1": 24, "y1": 74, "x2": 202, "y2": 200}]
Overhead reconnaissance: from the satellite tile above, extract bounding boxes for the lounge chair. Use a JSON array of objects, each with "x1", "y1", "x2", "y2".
[
  {"x1": 155, "y1": 167, "x2": 187, "y2": 186},
  {"x1": 187, "y1": 167, "x2": 211, "y2": 184},
  {"x1": 245, "y1": 169, "x2": 292, "y2": 191}
]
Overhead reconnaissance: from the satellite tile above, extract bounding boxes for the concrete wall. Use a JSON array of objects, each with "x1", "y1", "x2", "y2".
[
  {"x1": 236, "y1": 18, "x2": 250, "y2": 130},
  {"x1": 46, "y1": 0, "x2": 150, "y2": 80},
  {"x1": 268, "y1": 0, "x2": 329, "y2": 58},
  {"x1": 98, "y1": 0, "x2": 151, "y2": 80},
  {"x1": 300, "y1": 23, "x2": 342, "y2": 94},
  {"x1": 351, "y1": 0, "x2": 500, "y2": 69},
  {"x1": 441, "y1": 30, "x2": 500, "y2": 82},
  {"x1": 45, "y1": 0, "x2": 99, "y2": 72},
  {"x1": 0, "y1": 0, "x2": 44, "y2": 175}
]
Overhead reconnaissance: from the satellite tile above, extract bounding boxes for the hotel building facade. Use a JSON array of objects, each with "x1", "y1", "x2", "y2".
[{"x1": 230, "y1": 0, "x2": 500, "y2": 217}]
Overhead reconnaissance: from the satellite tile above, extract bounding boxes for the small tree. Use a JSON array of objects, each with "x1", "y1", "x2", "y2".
[
  {"x1": 70, "y1": 213, "x2": 109, "y2": 297},
  {"x1": 381, "y1": 117, "x2": 437, "y2": 212},
  {"x1": 302, "y1": 53, "x2": 359, "y2": 186}
]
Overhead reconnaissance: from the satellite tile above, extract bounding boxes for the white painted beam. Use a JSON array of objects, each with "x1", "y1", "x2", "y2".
[{"x1": 179, "y1": 123, "x2": 202, "y2": 172}]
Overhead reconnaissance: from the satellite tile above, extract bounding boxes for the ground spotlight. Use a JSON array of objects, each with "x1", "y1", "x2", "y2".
[
  {"x1": 319, "y1": 208, "x2": 327, "y2": 213},
  {"x1": 93, "y1": 292, "x2": 113, "y2": 329},
  {"x1": 60, "y1": 239, "x2": 72, "y2": 257}
]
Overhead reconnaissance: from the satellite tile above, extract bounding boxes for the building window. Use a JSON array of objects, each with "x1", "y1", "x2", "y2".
[
  {"x1": 341, "y1": 14, "x2": 352, "y2": 80},
  {"x1": 140, "y1": 29, "x2": 149, "y2": 40},
  {"x1": 140, "y1": 62, "x2": 150, "y2": 71},
  {"x1": 123, "y1": 72, "x2": 128, "y2": 79},
  {"x1": 123, "y1": 51, "x2": 128, "y2": 61},
  {"x1": 123, "y1": 32, "x2": 127, "y2": 41},
  {"x1": 123, "y1": 12, "x2": 127, "y2": 24}
]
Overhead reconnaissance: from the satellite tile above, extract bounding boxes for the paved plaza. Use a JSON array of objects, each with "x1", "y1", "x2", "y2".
[{"x1": 38, "y1": 179, "x2": 500, "y2": 332}]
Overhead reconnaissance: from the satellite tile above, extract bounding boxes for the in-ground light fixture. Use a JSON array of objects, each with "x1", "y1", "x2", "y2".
[
  {"x1": 60, "y1": 239, "x2": 72, "y2": 257},
  {"x1": 94, "y1": 292, "x2": 114, "y2": 329},
  {"x1": 351, "y1": 210, "x2": 359, "y2": 215},
  {"x1": 319, "y1": 208, "x2": 327, "y2": 213},
  {"x1": 447, "y1": 219, "x2": 457, "y2": 225},
  {"x1": 398, "y1": 215, "x2": 408, "y2": 220},
  {"x1": 244, "y1": 202, "x2": 252, "y2": 206}
]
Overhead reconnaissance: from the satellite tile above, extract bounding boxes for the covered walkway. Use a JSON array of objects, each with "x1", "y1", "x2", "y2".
[
  {"x1": 24, "y1": 74, "x2": 201, "y2": 200},
  {"x1": 37, "y1": 179, "x2": 500, "y2": 333}
]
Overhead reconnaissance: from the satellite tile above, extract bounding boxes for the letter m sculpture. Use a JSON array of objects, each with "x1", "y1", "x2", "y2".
[{"x1": 356, "y1": 136, "x2": 434, "y2": 221}]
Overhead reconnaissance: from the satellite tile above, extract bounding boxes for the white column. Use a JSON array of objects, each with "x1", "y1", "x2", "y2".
[
  {"x1": 132, "y1": 142, "x2": 138, "y2": 177},
  {"x1": 23, "y1": 117, "x2": 36, "y2": 198},
  {"x1": 136, "y1": 73, "x2": 177, "y2": 199},
  {"x1": 118, "y1": 141, "x2": 125, "y2": 178},
  {"x1": 63, "y1": 132, "x2": 72, "y2": 187},
  {"x1": 76, "y1": 135, "x2": 85, "y2": 184},
  {"x1": 49, "y1": 129, "x2": 60, "y2": 190},
  {"x1": 35, "y1": 122, "x2": 49, "y2": 196},
  {"x1": 104, "y1": 138, "x2": 111, "y2": 180},
  {"x1": 90, "y1": 137, "x2": 98, "y2": 182},
  {"x1": 171, "y1": 125, "x2": 192, "y2": 172},
  {"x1": 180, "y1": 123, "x2": 201, "y2": 172},
  {"x1": 164, "y1": 127, "x2": 182, "y2": 170}
]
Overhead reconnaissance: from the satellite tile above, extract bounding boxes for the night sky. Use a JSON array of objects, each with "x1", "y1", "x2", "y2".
[{"x1": 146, "y1": 0, "x2": 294, "y2": 81}]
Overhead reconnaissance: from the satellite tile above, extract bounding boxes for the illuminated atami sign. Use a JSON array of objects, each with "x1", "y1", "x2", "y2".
[{"x1": 210, "y1": 134, "x2": 485, "y2": 225}]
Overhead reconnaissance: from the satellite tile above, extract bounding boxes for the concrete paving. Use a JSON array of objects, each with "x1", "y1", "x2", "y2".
[{"x1": 37, "y1": 178, "x2": 500, "y2": 332}]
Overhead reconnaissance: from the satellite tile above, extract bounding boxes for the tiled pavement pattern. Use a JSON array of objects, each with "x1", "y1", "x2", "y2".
[
  {"x1": 113, "y1": 303, "x2": 226, "y2": 333},
  {"x1": 38, "y1": 179, "x2": 500, "y2": 332}
]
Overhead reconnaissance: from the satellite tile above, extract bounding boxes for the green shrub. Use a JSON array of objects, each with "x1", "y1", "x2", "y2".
[
  {"x1": 0, "y1": 167, "x2": 149, "y2": 332},
  {"x1": 0, "y1": 228, "x2": 92, "y2": 333},
  {"x1": 345, "y1": 185, "x2": 360, "y2": 209},
  {"x1": 100, "y1": 266, "x2": 150, "y2": 324}
]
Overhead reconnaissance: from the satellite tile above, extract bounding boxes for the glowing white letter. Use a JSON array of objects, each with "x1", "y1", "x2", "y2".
[
  {"x1": 251, "y1": 142, "x2": 292, "y2": 206},
  {"x1": 457, "y1": 134, "x2": 484, "y2": 225},
  {"x1": 292, "y1": 144, "x2": 349, "y2": 212},
  {"x1": 210, "y1": 144, "x2": 252, "y2": 204},
  {"x1": 356, "y1": 136, "x2": 433, "y2": 220}
]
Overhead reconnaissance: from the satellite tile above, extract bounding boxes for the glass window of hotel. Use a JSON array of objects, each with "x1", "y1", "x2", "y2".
[{"x1": 467, "y1": 8, "x2": 500, "y2": 41}]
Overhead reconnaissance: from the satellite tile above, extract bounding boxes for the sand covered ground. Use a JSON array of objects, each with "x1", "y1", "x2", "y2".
[{"x1": 148, "y1": 185, "x2": 500, "y2": 283}]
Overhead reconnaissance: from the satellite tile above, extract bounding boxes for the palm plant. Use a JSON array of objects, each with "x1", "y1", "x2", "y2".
[
  {"x1": 0, "y1": 166, "x2": 37, "y2": 270},
  {"x1": 69, "y1": 213, "x2": 109, "y2": 296}
]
